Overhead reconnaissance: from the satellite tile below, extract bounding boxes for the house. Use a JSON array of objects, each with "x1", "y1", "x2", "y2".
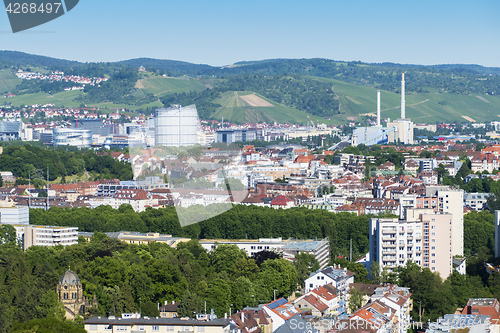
[
  {"x1": 232, "y1": 309, "x2": 272, "y2": 333},
  {"x1": 293, "y1": 294, "x2": 329, "y2": 317},
  {"x1": 305, "y1": 266, "x2": 355, "y2": 295},
  {"x1": 346, "y1": 283, "x2": 382, "y2": 315},
  {"x1": 307, "y1": 284, "x2": 339, "y2": 314},
  {"x1": 261, "y1": 298, "x2": 301, "y2": 332},
  {"x1": 159, "y1": 301, "x2": 180, "y2": 318}
]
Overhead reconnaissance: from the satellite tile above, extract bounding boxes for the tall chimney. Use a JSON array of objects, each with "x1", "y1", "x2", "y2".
[
  {"x1": 377, "y1": 90, "x2": 381, "y2": 127},
  {"x1": 401, "y1": 73, "x2": 405, "y2": 119}
]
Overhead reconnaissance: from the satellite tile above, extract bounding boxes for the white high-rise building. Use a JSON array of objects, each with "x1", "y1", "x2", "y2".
[
  {"x1": 495, "y1": 211, "x2": 500, "y2": 258},
  {"x1": 369, "y1": 208, "x2": 454, "y2": 279},
  {"x1": 437, "y1": 189, "x2": 464, "y2": 256}
]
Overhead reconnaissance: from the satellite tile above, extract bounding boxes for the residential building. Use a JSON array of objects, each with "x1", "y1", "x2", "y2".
[
  {"x1": 293, "y1": 294, "x2": 329, "y2": 317},
  {"x1": 159, "y1": 301, "x2": 179, "y2": 318},
  {"x1": 84, "y1": 316, "x2": 232, "y2": 333},
  {"x1": 370, "y1": 285, "x2": 412, "y2": 333},
  {"x1": 464, "y1": 193, "x2": 491, "y2": 211},
  {"x1": 231, "y1": 309, "x2": 272, "y2": 333},
  {"x1": 304, "y1": 266, "x2": 355, "y2": 298},
  {"x1": 23, "y1": 225, "x2": 78, "y2": 250},
  {"x1": 369, "y1": 208, "x2": 454, "y2": 278},
  {"x1": 79, "y1": 231, "x2": 190, "y2": 248},
  {"x1": 495, "y1": 211, "x2": 500, "y2": 258},
  {"x1": 0, "y1": 206, "x2": 29, "y2": 225},
  {"x1": 281, "y1": 238, "x2": 330, "y2": 269},
  {"x1": 460, "y1": 298, "x2": 500, "y2": 333},
  {"x1": 261, "y1": 298, "x2": 301, "y2": 332},
  {"x1": 426, "y1": 314, "x2": 491, "y2": 333}
]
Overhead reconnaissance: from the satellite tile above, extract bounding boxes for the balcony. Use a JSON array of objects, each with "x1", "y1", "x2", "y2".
[
  {"x1": 382, "y1": 229, "x2": 397, "y2": 234},
  {"x1": 382, "y1": 249, "x2": 396, "y2": 255},
  {"x1": 382, "y1": 236, "x2": 396, "y2": 241},
  {"x1": 383, "y1": 257, "x2": 396, "y2": 261}
]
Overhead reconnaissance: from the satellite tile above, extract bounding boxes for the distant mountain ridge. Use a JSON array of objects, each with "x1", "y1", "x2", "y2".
[
  {"x1": 1, "y1": 50, "x2": 499, "y2": 76},
  {"x1": 2, "y1": 50, "x2": 500, "y2": 124}
]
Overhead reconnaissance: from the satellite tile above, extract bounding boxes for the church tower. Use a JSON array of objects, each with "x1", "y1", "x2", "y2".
[{"x1": 57, "y1": 269, "x2": 96, "y2": 320}]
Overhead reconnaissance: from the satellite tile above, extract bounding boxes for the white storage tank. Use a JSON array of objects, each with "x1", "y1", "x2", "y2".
[{"x1": 154, "y1": 104, "x2": 199, "y2": 147}]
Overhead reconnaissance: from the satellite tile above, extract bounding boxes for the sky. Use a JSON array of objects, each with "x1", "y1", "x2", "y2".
[{"x1": 1, "y1": 0, "x2": 499, "y2": 67}]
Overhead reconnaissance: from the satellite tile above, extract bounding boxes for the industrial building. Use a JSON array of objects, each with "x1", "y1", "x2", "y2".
[
  {"x1": 52, "y1": 128, "x2": 92, "y2": 148},
  {"x1": 353, "y1": 74, "x2": 414, "y2": 146},
  {"x1": 0, "y1": 119, "x2": 23, "y2": 141},
  {"x1": 72, "y1": 119, "x2": 114, "y2": 136},
  {"x1": 154, "y1": 105, "x2": 199, "y2": 147},
  {"x1": 387, "y1": 73, "x2": 414, "y2": 144},
  {"x1": 216, "y1": 129, "x2": 257, "y2": 144}
]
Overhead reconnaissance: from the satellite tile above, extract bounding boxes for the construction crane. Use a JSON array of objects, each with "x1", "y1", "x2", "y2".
[{"x1": 307, "y1": 116, "x2": 315, "y2": 129}]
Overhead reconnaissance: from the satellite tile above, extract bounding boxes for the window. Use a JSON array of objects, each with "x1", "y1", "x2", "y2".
[
  {"x1": 89, "y1": 325, "x2": 97, "y2": 331},
  {"x1": 152, "y1": 326, "x2": 160, "y2": 331},
  {"x1": 309, "y1": 284, "x2": 313, "y2": 288}
]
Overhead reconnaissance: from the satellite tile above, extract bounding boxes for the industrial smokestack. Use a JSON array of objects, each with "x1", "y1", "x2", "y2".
[
  {"x1": 377, "y1": 90, "x2": 381, "y2": 127},
  {"x1": 401, "y1": 73, "x2": 405, "y2": 119}
]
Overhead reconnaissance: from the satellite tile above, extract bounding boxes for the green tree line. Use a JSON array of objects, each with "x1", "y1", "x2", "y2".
[{"x1": 0, "y1": 143, "x2": 133, "y2": 183}]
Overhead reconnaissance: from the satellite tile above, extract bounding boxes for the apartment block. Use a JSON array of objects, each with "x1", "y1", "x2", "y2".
[
  {"x1": 23, "y1": 225, "x2": 78, "y2": 250},
  {"x1": 369, "y1": 208, "x2": 453, "y2": 279},
  {"x1": 200, "y1": 238, "x2": 330, "y2": 269},
  {"x1": 84, "y1": 315, "x2": 232, "y2": 333}
]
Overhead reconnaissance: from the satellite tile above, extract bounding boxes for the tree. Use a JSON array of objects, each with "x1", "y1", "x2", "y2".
[
  {"x1": 369, "y1": 261, "x2": 381, "y2": 283},
  {"x1": 348, "y1": 287, "x2": 365, "y2": 313},
  {"x1": 293, "y1": 252, "x2": 320, "y2": 288},
  {"x1": 10, "y1": 317, "x2": 86, "y2": 333},
  {"x1": 142, "y1": 300, "x2": 160, "y2": 317},
  {"x1": 178, "y1": 290, "x2": 203, "y2": 318},
  {"x1": 251, "y1": 250, "x2": 281, "y2": 267}
]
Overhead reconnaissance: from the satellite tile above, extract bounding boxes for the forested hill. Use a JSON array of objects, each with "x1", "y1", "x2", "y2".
[
  {"x1": 2, "y1": 51, "x2": 500, "y2": 93},
  {"x1": 3, "y1": 51, "x2": 500, "y2": 124}
]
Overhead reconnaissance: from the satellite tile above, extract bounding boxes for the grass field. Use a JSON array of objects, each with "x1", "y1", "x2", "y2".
[
  {"x1": 211, "y1": 91, "x2": 334, "y2": 125},
  {"x1": 0, "y1": 69, "x2": 21, "y2": 94},
  {"x1": 310, "y1": 76, "x2": 500, "y2": 123}
]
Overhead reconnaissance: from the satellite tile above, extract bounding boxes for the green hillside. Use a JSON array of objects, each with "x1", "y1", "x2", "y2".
[
  {"x1": 134, "y1": 75, "x2": 207, "y2": 97},
  {"x1": 211, "y1": 91, "x2": 331, "y2": 124},
  {"x1": 312, "y1": 76, "x2": 500, "y2": 123},
  {"x1": 0, "y1": 69, "x2": 21, "y2": 94}
]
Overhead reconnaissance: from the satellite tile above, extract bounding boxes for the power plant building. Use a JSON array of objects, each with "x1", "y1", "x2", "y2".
[
  {"x1": 387, "y1": 73, "x2": 414, "y2": 144},
  {"x1": 154, "y1": 105, "x2": 199, "y2": 147},
  {"x1": 353, "y1": 74, "x2": 414, "y2": 146}
]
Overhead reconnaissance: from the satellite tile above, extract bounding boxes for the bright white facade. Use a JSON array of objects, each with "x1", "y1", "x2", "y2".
[
  {"x1": 0, "y1": 206, "x2": 29, "y2": 225},
  {"x1": 304, "y1": 266, "x2": 355, "y2": 294},
  {"x1": 154, "y1": 105, "x2": 198, "y2": 147},
  {"x1": 23, "y1": 225, "x2": 78, "y2": 250},
  {"x1": 52, "y1": 128, "x2": 92, "y2": 148}
]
